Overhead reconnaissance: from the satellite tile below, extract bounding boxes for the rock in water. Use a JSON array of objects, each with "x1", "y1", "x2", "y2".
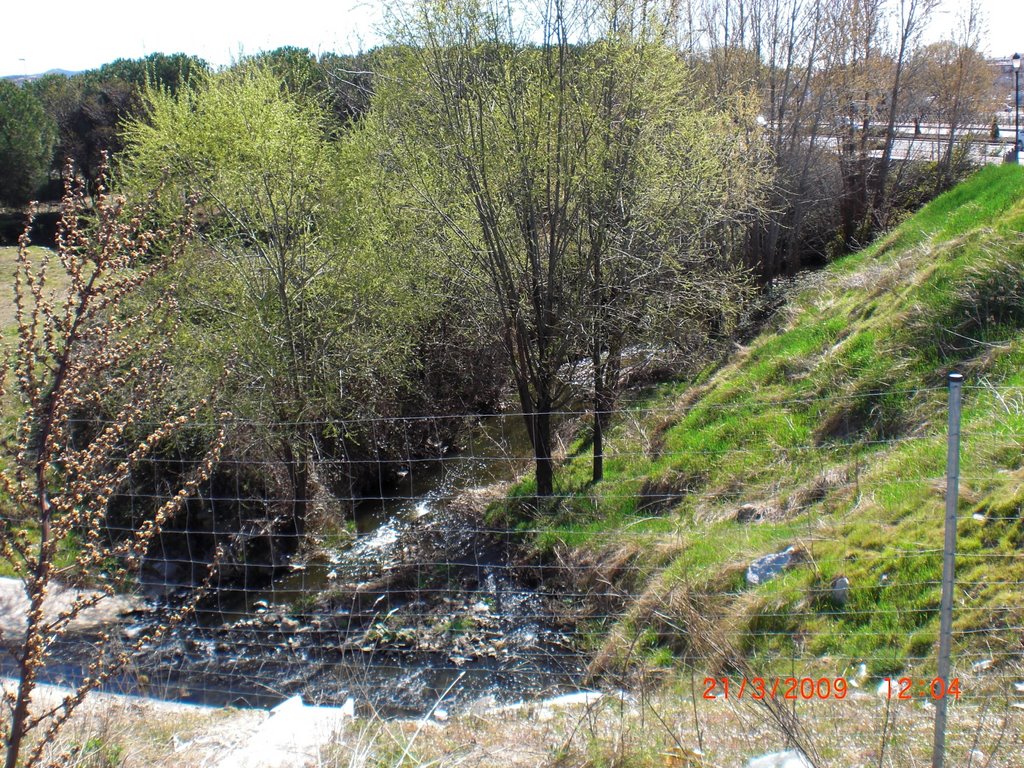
[{"x1": 745, "y1": 750, "x2": 813, "y2": 768}]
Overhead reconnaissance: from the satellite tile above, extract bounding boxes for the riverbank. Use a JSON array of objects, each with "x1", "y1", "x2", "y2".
[
  {"x1": 5, "y1": 672, "x2": 1020, "y2": 767},
  {"x1": 0, "y1": 677, "x2": 253, "y2": 767}
]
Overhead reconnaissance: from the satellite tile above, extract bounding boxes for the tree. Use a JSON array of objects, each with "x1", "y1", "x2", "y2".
[
  {"x1": 685, "y1": 0, "x2": 867, "y2": 276},
  {"x1": 320, "y1": 50, "x2": 379, "y2": 124},
  {"x1": 684, "y1": 0, "x2": 984, "y2": 273},
  {"x1": 240, "y1": 46, "x2": 322, "y2": 96},
  {"x1": 25, "y1": 72, "x2": 138, "y2": 187},
  {"x1": 575, "y1": 14, "x2": 764, "y2": 482},
  {"x1": 0, "y1": 171, "x2": 225, "y2": 768},
  {"x1": 871, "y1": 0, "x2": 939, "y2": 226},
  {"x1": 0, "y1": 81, "x2": 55, "y2": 206},
  {"x1": 121, "y1": 63, "x2": 429, "y2": 519},
  {"x1": 915, "y1": 3, "x2": 998, "y2": 184},
  {"x1": 96, "y1": 52, "x2": 209, "y2": 95},
  {"x1": 26, "y1": 55, "x2": 208, "y2": 189},
  {"x1": 23, "y1": 73, "x2": 84, "y2": 190},
  {"x1": 372, "y1": 0, "x2": 764, "y2": 494}
]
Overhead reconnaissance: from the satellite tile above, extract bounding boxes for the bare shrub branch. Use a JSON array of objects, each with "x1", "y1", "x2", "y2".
[{"x1": 1, "y1": 162, "x2": 226, "y2": 768}]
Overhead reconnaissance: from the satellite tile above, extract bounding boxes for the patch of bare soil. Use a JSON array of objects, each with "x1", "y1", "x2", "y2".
[{"x1": 0, "y1": 576, "x2": 140, "y2": 644}]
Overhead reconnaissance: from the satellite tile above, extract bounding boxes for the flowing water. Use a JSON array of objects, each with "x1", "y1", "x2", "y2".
[{"x1": 4, "y1": 413, "x2": 588, "y2": 716}]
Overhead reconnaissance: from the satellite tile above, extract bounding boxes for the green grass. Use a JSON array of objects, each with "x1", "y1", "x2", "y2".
[
  {"x1": 506, "y1": 164, "x2": 1024, "y2": 681},
  {"x1": 1, "y1": 244, "x2": 79, "y2": 577},
  {"x1": 0, "y1": 244, "x2": 65, "y2": 333},
  {"x1": 0, "y1": 525, "x2": 84, "y2": 578}
]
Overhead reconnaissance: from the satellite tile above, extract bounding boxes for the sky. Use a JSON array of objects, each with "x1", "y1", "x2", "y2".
[
  {"x1": 0, "y1": 0, "x2": 1020, "y2": 77},
  {"x1": 1, "y1": 0, "x2": 382, "y2": 76}
]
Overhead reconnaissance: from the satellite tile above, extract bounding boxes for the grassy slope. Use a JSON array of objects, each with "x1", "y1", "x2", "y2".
[
  {"x1": 520, "y1": 164, "x2": 1024, "y2": 679},
  {"x1": 6, "y1": 166, "x2": 1024, "y2": 677}
]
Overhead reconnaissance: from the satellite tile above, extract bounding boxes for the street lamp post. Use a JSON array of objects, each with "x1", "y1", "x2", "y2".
[{"x1": 1013, "y1": 53, "x2": 1021, "y2": 161}]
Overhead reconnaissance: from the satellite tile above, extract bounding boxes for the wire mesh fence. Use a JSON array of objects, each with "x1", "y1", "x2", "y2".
[{"x1": 3, "y1": 382, "x2": 1024, "y2": 764}]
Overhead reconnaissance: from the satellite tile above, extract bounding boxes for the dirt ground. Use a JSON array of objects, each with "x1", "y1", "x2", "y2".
[
  {"x1": 0, "y1": 576, "x2": 140, "y2": 644},
  {"x1": 2, "y1": 677, "x2": 1022, "y2": 768}
]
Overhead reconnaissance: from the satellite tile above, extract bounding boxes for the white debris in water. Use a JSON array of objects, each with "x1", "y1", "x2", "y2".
[
  {"x1": 509, "y1": 627, "x2": 537, "y2": 644},
  {"x1": 412, "y1": 500, "x2": 431, "y2": 518},
  {"x1": 539, "y1": 691, "x2": 605, "y2": 708},
  {"x1": 973, "y1": 658, "x2": 994, "y2": 671},
  {"x1": 1014, "y1": 681, "x2": 1024, "y2": 693},
  {"x1": 745, "y1": 750, "x2": 813, "y2": 768},
  {"x1": 352, "y1": 524, "x2": 400, "y2": 555}
]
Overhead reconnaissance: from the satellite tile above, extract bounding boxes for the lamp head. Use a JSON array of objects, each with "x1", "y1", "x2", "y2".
[{"x1": 1014, "y1": 52, "x2": 1021, "y2": 71}]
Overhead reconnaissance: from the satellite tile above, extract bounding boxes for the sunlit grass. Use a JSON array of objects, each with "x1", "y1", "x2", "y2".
[{"x1": 500, "y1": 164, "x2": 1024, "y2": 678}]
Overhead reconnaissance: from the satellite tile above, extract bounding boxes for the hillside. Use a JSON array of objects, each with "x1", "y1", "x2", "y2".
[
  {"x1": 5, "y1": 163, "x2": 1024, "y2": 768},
  {"x1": 515, "y1": 163, "x2": 1024, "y2": 683}
]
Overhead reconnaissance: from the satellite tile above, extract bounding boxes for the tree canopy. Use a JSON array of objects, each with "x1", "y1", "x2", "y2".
[
  {"x1": 0, "y1": 81, "x2": 55, "y2": 206},
  {"x1": 121, "y1": 63, "x2": 426, "y2": 426},
  {"x1": 369, "y1": 0, "x2": 766, "y2": 494}
]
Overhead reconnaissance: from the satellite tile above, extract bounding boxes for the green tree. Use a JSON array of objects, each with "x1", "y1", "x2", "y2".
[
  {"x1": 371, "y1": 0, "x2": 764, "y2": 494},
  {"x1": 121, "y1": 63, "x2": 427, "y2": 517},
  {"x1": 240, "y1": 46, "x2": 322, "y2": 96},
  {"x1": 26, "y1": 55, "x2": 208, "y2": 188},
  {"x1": 97, "y1": 52, "x2": 209, "y2": 94},
  {"x1": 0, "y1": 80, "x2": 55, "y2": 206},
  {"x1": 572, "y1": 16, "x2": 764, "y2": 481}
]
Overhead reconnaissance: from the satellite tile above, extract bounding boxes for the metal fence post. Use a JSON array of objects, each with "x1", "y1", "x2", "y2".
[{"x1": 933, "y1": 372, "x2": 963, "y2": 768}]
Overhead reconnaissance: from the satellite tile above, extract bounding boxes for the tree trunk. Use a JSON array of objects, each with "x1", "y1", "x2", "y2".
[
  {"x1": 5, "y1": 476, "x2": 53, "y2": 768},
  {"x1": 532, "y1": 407, "x2": 554, "y2": 498},
  {"x1": 592, "y1": 341, "x2": 621, "y2": 484},
  {"x1": 592, "y1": 235, "x2": 604, "y2": 484},
  {"x1": 5, "y1": 616, "x2": 38, "y2": 768},
  {"x1": 282, "y1": 440, "x2": 309, "y2": 527},
  {"x1": 592, "y1": 352, "x2": 604, "y2": 485}
]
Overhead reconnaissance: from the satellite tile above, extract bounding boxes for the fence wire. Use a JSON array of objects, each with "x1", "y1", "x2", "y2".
[{"x1": 2, "y1": 385, "x2": 1024, "y2": 764}]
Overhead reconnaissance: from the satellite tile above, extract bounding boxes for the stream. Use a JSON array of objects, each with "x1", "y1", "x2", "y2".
[{"x1": 3, "y1": 414, "x2": 589, "y2": 717}]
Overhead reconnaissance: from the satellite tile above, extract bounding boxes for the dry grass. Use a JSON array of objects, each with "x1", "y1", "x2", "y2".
[
  {"x1": 7, "y1": 671, "x2": 1022, "y2": 768},
  {"x1": 0, "y1": 680, "x2": 257, "y2": 768},
  {"x1": 326, "y1": 684, "x2": 1024, "y2": 768}
]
